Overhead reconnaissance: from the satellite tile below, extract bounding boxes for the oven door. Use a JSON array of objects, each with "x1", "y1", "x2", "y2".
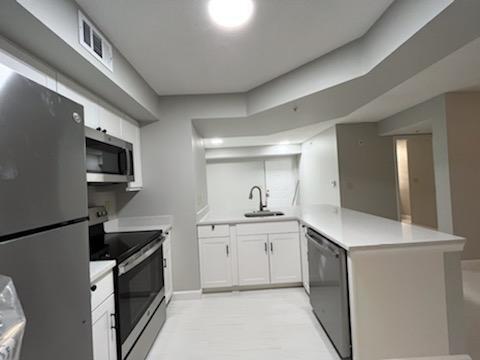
[
  {"x1": 85, "y1": 127, "x2": 134, "y2": 183},
  {"x1": 116, "y1": 238, "x2": 165, "y2": 357}
]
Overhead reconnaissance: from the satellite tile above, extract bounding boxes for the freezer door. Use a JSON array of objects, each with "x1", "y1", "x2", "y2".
[
  {"x1": 0, "y1": 221, "x2": 93, "y2": 360},
  {"x1": 0, "y1": 66, "x2": 87, "y2": 238}
]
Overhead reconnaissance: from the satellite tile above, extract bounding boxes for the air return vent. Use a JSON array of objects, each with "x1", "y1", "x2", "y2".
[{"x1": 78, "y1": 11, "x2": 113, "y2": 71}]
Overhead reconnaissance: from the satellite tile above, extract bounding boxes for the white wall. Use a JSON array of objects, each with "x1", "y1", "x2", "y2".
[
  {"x1": 298, "y1": 126, "x2": 341, "y2": 206},
  {"x1": 207, "y1": 160, "x2": 266, "y2": 213},
  {"x1": 265, "y1": 158, "x2": 299, "y2": 208},
  {"x1": 206, "y1": 156, "x2": 298, "y2": 213},
  {"x1": 192, "y1": 126, "x2": 208, "y2": 214}
]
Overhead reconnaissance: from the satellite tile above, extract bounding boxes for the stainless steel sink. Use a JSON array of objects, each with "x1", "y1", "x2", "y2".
[{"x1": 244, "y1": 210, "x2": 285, "y2": 218}]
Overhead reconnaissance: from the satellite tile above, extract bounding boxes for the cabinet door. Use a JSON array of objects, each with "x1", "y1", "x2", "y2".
[
  {"x1": 121, "y1": 119, "x2": 143, "y2": 190},
  {"x1": 199, "y1": 236, "x2": 232, "y2": 289},
  {"x1": 269, "y1": 233, "x2": 302, "y2": 284},
  {"x1": 163, "y1": 233, "x2": 173, "y2": 303},
  {"x1": 92, "y1": 294, "x2": 117, "y2": 360},
  {"x1": 98, "y1": 106, "x2": 122, "y2": 138},
  {"x1": 57, "y1": 76, "x2": 99, "y2": 129},
  {"x1": 0, "y1": 49, "x2": 55, "y2": 90},
  {"x1": 300, "y1": 229, "x2": 310, "y2": 293},
  {"x1": 237, "y1": 234, "x2": 270, "y2": 286}
]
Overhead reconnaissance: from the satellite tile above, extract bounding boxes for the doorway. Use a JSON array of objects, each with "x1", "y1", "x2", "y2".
[{"x1": 394, "y1": 135, "x2": 438, "y2": 228}]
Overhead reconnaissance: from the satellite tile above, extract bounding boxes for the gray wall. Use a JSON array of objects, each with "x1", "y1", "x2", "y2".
[
  {"x1": 405, "y1": 135, "x2": 438, "y2": 229},
  {"x1": 117, "y1": 106, "x2": 200, "y2": 291},
  {"x1": 0, "y1": 0, "x2": 161, "y2": 121},
  {"x1": 336, "y1": 123, "x2": 398, "y2": 220},
  {"x1": 117, "y1": 95, "x2": 248, "y2": 291},
  {"x1": 445, "y1": 93, "x2": 480, "y2": 259},
  {"x1": 378, "y1": 95, "x2": 453, "y2": 232},
  {"x1": 379, "y1": 93, "x2": 480, "y2": 259}
]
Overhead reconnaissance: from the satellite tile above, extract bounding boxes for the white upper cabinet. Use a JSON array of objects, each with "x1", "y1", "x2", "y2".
[
  {"x1": 268, "y1": 233, "x2": 301, "y2": 284},
  {"x1": 0, "y1": 48, "x2": 56, "y2": 91},
  {"x1": 56, "y1": 75, "x2": 100, "y2": 129},
  {"x1": 121, "y1": 117, "x2": 143, "y2": 190},
  {"x1": 98, "y1": 105, "x2": 122, "y2": 138}
]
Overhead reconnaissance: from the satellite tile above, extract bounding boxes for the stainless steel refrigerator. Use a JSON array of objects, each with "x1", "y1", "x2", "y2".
[{"x1": 0, "y1": 64, "x2": 93, "y2": 359}]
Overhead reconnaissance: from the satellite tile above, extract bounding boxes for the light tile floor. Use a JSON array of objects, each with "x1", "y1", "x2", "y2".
[{"x1": 146, "y1": 287, "x2": 340, "y2": 360}]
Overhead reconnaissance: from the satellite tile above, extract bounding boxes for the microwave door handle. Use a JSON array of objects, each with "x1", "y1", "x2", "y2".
[{"x1": 125, "y1": 148, "x2": 132, "y2": 177}]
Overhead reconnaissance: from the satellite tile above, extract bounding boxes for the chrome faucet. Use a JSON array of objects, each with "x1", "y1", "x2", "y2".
[{"x1": 249, "y1": 186, "x2": 266, "y2": 212}]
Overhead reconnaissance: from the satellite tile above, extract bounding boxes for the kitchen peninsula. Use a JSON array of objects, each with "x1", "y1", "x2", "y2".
[{"x1": 198, "y1": 205, "x2": 466, "y2": 360}]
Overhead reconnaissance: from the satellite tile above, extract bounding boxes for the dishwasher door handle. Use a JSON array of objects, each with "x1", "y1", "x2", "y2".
[{"x1": 306, "y1": 233, "x2": 340, "y2": 258}]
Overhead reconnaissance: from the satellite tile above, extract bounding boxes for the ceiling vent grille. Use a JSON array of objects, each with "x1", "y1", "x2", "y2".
[{"x1": 78, "y1": 11, "x2": 113, "y2": 71}]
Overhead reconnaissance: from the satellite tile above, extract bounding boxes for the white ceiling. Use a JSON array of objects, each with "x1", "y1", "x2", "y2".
[
  {"x1": 203, "y1": 35, "x2": 480, "y2": 148},
  {"x1": 75, "y1": 0, "x2": 393, "y2": 95}
]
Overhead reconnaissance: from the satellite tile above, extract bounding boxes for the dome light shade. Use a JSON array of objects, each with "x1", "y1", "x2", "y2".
[{"x1": 208, "y1": 0, "x2": 255, "y2": 29}]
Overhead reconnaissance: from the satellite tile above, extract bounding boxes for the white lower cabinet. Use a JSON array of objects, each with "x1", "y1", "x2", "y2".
[
  {"x1": 199, "y1": 236, "x2": 233, "y2": 288},
  {"x1": 300, "y1": 227, "x2": 310, "y2": 293},
  {"x1": 91, "y1": 270, "x2": 117, "y2": 360},
  {"x1": 237, "y1": 234, "x2": 270, "y2": 286},
  {"x1": 92, "y1": 294, "x2": 117, "y2": 360},
  {"x1": 163, "y1": 232, "x2": 173, "y2": 303},
  {"x1": 198, "y1": 221, "x2": 302, "y2": 290},
  {"x1": 269, "y1": 233, "x2": 301, "y2": 284}
]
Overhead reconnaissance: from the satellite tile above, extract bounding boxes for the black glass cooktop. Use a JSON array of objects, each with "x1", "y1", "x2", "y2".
[{"x1": 90, "y1": 227, "x2": 163, "y2": 263}]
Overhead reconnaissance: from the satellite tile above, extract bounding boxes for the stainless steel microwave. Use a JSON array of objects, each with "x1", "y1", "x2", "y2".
[{"x1": 85, "y1": 127, "x2": 134, "y2": 183}]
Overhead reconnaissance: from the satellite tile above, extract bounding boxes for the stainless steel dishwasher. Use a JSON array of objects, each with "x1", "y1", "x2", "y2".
[{"x1": 307, "y1": 227, "x2": 352, "y2": 360}]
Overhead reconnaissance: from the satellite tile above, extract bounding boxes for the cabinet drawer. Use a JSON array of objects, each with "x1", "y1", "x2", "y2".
[
  {"x1": 197, "y1": 224, "x2": 229, "y2": 238},
  {"x1": 236, "y1": 221, "x2": 299, "y2": 235},
  {"x1": 91, "y1": 272, "x2": 114, "y2": 311}
]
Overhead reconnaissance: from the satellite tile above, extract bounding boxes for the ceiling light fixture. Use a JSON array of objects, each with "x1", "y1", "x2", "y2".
[
  {"x1": 208, "y1": 0, "x2": 255, "y2": 29},
  {"x1": 278, "y1": 140, "x2": 291, "y2": 145},
  {"x1": 210, "y1": 138, "x2": 224, "y2": 145}
]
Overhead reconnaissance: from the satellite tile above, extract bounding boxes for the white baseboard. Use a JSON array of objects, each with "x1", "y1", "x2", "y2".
[{"x1": 172, "y1": 289, "x2": 203, "y2": 301}]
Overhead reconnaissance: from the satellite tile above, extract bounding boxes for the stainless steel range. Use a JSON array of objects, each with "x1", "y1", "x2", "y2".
[{"x1": 89, "y1": 207, "x2": 166, "y2": 360}]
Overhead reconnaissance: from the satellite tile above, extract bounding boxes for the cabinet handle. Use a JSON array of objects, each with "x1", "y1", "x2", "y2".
[
  {"x1": 163, "y1": 258, "x2": 167, "y2": 269},
  {"x1": 110, "y1": 313, "x2": 116, "y2": 330},
  {"x1": 90, "y1": 285, "x2": 97, "y2": 292},
  {"x1": 264, "y1": 242, "x2": 268, "y2": 254},
  {"x1": 270, "y1": 242, "x2": 273, "y2": 253},
  {"x1": 226, "y1": 244, "x2": 229, "y2": 256}
]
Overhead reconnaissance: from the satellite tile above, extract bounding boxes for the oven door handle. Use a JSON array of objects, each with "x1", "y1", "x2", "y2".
[{"x1": 118, "y1": 239, "x2": 163, "y2": 275}]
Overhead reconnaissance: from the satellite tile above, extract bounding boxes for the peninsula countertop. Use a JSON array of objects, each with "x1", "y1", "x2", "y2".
[{"x1": 197, "y1": 204, "x2": 465, "y2": 251}]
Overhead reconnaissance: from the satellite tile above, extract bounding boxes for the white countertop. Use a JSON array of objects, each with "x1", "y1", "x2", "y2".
[
  {"x1": 104, "y1": 215, "x2": 173, "y2": 234},
  {"x1": 198, "y1": 204, "x2": 464, "y2": 251},
  {"x1": 90, "y1": 261, "x2": 116, "y2": 283}
]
